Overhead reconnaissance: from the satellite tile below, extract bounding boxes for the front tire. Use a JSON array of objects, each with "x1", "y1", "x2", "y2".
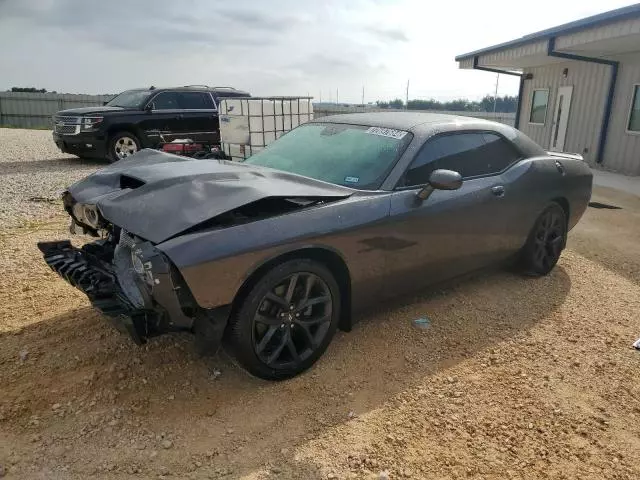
[
  {"x1": 108, "y1": 131, "x2": 140, "y2": 162},
  {"x1": 519, "y1": 203, "x2": 567, "y2": 276},
  {"x1": 227, "y1": 259, "x2": 341, "y2": 380}
]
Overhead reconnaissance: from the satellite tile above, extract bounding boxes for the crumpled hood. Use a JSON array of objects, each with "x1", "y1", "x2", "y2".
[{"x1": 67, "y1": 149, "x2": 354, "y2": 243}]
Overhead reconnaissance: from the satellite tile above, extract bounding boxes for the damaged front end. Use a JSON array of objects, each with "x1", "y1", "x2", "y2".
[{"x1": 38, "y1": 211, "x2": 201, "y2": 345}]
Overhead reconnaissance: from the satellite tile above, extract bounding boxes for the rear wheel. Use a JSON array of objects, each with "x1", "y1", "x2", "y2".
[
  {"x1": 227, "y1": 259, "x2": 341, "y2": 380},
  {"x1": 519, "y1": 203, "x2": 567, "y2": 275},
  {"x1": 108, "y1": 131, "x2": 140, "y2": 162}
]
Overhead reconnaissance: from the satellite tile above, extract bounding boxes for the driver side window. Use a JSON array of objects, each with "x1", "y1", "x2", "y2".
[
  {"x1": 403, "y1": 133, "x2": 486, "y2": 187},
  {"x1": 150, "y1": 92, "x2": 180, "y2": 110},
  {"x1": 403, "y1": 132, "x2": 521, "y2": 186}
]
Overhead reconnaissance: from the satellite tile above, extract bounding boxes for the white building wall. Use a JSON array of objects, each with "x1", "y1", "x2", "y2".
[
  {"x1": 518, "y1": 60, "x2": 610, "y2": 165},
  {"x1": 603, "y1": 52, "x2": 640, "y2": 175}
]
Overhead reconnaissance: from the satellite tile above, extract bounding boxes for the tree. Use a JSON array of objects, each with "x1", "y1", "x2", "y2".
[
  {"x1": 385, "y1": 95, "x2": 518, "y2": 113},
  {"x1": 11, "y1": 87, "x2": 47, "y2": 93}
]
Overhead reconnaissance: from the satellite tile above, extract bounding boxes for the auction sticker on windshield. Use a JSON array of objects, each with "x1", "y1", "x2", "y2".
[{"x1": 365, "y1": 127, "x2": 408, "y2": 139}]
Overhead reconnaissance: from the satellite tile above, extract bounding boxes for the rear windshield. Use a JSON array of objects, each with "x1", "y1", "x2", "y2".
[
  {"x1": 106, "y1": 90, "x2": 151, "y2": 108},
  {"x1": 244, "y1": 123, "x2": 412, "y2": 190}
]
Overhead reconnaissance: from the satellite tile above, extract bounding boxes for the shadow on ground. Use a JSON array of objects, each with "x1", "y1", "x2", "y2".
[
  {"x1": 569, "y1": 186, "x2": 640, "y2": 287},
  {"x1": 0, "y1": 266, "x2": 571, "y2": 478}
]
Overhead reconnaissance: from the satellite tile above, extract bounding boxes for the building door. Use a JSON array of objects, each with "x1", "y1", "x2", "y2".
[{"x1": 549, "y1": 86, "x2": 573, "y2": 152}]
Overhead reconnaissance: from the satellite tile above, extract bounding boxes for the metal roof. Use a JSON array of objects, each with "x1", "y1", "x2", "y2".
[{"x1": 455, "y1": 3, "x2": 640, "y2": 61}]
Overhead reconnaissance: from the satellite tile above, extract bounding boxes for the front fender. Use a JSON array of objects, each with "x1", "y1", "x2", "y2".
[{"x1": 157, "y1": 193, "x2": 392, "y2": 309}]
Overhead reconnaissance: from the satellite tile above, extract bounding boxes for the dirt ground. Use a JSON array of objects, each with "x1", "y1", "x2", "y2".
[{"x1": 1, "y1": 184, "x2": 639, "y2": 480}]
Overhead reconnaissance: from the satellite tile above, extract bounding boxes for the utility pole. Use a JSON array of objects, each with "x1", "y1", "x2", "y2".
[
  {"x1": 361, "y1": 86, "x2": 365, "y2": 106},
  {"x1": 336, "y1": 88, "x2": 339, "y2": 105},
  {"x1": 405, "y1": 79, "x2": 409, "y2": 110},
  {"x1": 493, "y1": 73, "x2": 499, "y2": 113},
  {"x1": 319, "y1": 90, "x2": 322, "y2": 103}
]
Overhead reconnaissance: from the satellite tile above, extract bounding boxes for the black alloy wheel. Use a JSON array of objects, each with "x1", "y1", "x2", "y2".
[
  {"x1": 227, "y1": 259, "x2": 340, "y2": 380},
  {"x1": 253, "y1": 272, "x2": 332, "y2": 367},
  {"x1": 520, "y1": 203, "x2": 567, "y2": 275}
]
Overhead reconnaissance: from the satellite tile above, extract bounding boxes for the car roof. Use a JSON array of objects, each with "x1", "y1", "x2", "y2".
[
  {"x1": 312, "y1": 112, "x2": 480, "y2": 131},
  {"x1": 312, "y1": 112, "x2": 545, "y2": 157},
  {"x1": 123, "y1": 86, "x2": 250, "y2": 95}
]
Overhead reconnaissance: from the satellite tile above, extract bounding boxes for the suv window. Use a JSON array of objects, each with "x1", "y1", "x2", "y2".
[
  {"x1": 150, "y1": 92, "x2": 180, "y2": 110},
  {"x1": 178, "y1": 92, "x2": 215, "y2": 109},
  {"x1": 403, "y1": 132, "x2": 521, "y2": 186}
]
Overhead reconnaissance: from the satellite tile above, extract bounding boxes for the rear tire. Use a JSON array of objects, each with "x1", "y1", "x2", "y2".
[
  {"x1": 519, "y1": 203, "x2": 567, "y2": 276},
  {"x1": 108, "y1": 131, "x2": 140, "y2": 162},
  {"x1": 226, "y1": 259, "x2": 341, "y2": 380}
]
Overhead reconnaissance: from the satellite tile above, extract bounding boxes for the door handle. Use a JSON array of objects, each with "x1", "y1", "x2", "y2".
[
  {"x1": 175, "y1": 114, "x2": 184, "y2": 119},
  {"x1": 555, "y1": 160, "x2": 566, "y2": 175},
  {"x1": 491, "y1": 185, "x2": 505, "y2": 197}
]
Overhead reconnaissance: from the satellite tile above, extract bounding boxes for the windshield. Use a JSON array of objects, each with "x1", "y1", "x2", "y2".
[
  {"x1": 106, "y1": 90, "x2": 151, "y2": 108},
  {"x1": 244, "y1": 123, "x2": 412, "y2": 189}
]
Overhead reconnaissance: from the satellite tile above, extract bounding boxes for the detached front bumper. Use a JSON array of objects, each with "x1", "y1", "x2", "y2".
[{"x1": 37, "y1": 239, "x2": 195, "y2": 344}]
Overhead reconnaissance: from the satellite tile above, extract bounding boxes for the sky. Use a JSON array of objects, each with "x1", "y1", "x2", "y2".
[{"x1": 0, "y1": 0, "x2": 636, "y2": 103}]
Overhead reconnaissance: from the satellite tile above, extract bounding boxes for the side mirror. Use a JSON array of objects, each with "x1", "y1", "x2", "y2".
[
  {"x1": 416, "y1": 169, "x2": 463, "y2": 201},
  {"x1": 144, "y1": 102, "x2": 154, "y2": 112},
  {"x1": 429, "y1": 169, "x2": 463, "y2": 190}
]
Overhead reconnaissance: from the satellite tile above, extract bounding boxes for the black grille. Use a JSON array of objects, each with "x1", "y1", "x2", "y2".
[
  {"x1": 54, "y1": 116, "x2": 80, "y2": 135},
  {"x1": 55, "y1": 124, "x2": 78, "y2": 135}
]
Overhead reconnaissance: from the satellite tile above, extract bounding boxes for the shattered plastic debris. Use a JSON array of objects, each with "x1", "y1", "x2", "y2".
[
  {"x1": 413, "y1": 317, "x2": 431, "y2": 330},
  {"x1": 632, "y1": 338, "x2": 640, "y2": 350}
]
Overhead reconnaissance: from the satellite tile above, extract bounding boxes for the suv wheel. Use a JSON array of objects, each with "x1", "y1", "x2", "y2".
[{"x1": 109, "y1": 132, "x2": 140, "y2": 162}]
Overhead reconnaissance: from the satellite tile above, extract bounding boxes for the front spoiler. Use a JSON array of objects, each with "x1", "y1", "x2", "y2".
[{"x1": 37, "y1": 240, "x2": 152, "y2": 344}]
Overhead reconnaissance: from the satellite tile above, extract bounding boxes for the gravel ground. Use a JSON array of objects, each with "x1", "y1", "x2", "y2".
[
  {"x1": 0, "y1": 128, "x2": 105, "y2": 228},
  {"x1": 0, "y1": 130, "x2": 639, "y2": 479}
]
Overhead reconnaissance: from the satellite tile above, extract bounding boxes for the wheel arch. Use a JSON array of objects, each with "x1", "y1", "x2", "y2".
[
  {"x1": 551, "y1": 196, "x2": 570, "y2": 222},
  {"x1": 106, "y1": 124, "x2": 144, "y2": 146},
  {"x1": 230, "y1": 246, "x2": 353, "y2": 332},
  {"x1": 550, "y1": 197, "x2": 570, "y2": 247}
]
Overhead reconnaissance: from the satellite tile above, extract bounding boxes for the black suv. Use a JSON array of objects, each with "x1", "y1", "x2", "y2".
[{"x1": 53, "y1": 86, "x2": 250, "y2": 161}]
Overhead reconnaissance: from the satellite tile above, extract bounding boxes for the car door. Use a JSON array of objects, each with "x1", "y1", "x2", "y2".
[
  {"x1": 176, "y1": 91, "x2": 219, "y2": 144},
  {"x1": 382, "y1": 131, "x2": 521, "y2": 298},
  {"x1": 139, "y1": 91, "x2": 188, "y2": 143}
]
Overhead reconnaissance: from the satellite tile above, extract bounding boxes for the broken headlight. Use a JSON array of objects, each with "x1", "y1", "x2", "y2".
[
  {"x1": 71, "y1": 203, "x2": 101, "y2": 229},
  {"x1": 130, "y1": 245, "x2": 155, "y2": 286}
]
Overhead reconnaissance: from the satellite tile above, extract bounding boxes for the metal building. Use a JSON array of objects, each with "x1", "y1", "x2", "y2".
[{"x1": 456, "y1": 4, "x2": 640, "y2": 175}]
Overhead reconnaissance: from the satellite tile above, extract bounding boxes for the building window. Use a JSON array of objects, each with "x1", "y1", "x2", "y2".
[
  {"x1": 529, "y1": 89, "x2": 549, "y2": 125},
  {"x1": 628, "y1": 85, "x2": 640, "y2": 133}
]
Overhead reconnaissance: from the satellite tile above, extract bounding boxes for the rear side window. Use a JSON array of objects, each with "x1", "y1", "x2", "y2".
[
  {"x1": 480, "y1": 133, "x2": 522, "y2": 172},
  {"x1": 151, "y1": 92, "x2": 180, "y2": 110},
  {"x1": 178, "y1": 92, "x2": 215, "y2": 109},
  {"x1": 403, "y1": 132, "x2": 521, "y2": 186}
]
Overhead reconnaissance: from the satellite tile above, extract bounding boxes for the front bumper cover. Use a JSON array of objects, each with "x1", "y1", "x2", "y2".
[
  {"x1": 52, "y1": 132, "x2": 107, "y2": 158},
  {"x1": 37, "y1": 240, "x2": 171, "y2": 344}
]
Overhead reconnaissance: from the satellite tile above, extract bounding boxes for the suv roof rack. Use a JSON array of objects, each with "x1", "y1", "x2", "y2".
[
  {"x1": 211, "y1": 86, "x2": 237, "y2": 90},
  {"x1": 183, "y1": 85, "x2": 210, "y2": 88}
]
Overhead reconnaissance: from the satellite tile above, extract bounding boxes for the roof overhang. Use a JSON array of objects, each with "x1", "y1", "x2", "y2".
[{"x1": 457, "y1": 4, "x2": 640, "y2": 71}]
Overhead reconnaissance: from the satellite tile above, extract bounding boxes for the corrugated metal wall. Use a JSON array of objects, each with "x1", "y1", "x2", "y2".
[
  {"x1": 518, "y1": 60, "x2": 610, "y2": 165},
  {"x1": 518, "y1": 53, "x2": 640, "y2": 174},
  {"x1": 0, "y1": 92, "x2": 113, "y2": 128},
  {"x1": 1, "y1": 95, "x2": 516, "y2": 129},
  {"x1": 603, "y1": 52, "x2": 640, "y2": 175}
]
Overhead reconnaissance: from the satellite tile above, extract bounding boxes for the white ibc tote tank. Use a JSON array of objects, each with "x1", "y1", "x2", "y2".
[{"x1": 217, "y1": 97, "x2": 314, "y2": 161}]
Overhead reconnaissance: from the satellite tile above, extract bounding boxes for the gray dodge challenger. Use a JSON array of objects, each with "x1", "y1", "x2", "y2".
[{"x1": 38, "y1": 112, "x2": 593, "y2": 380}]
